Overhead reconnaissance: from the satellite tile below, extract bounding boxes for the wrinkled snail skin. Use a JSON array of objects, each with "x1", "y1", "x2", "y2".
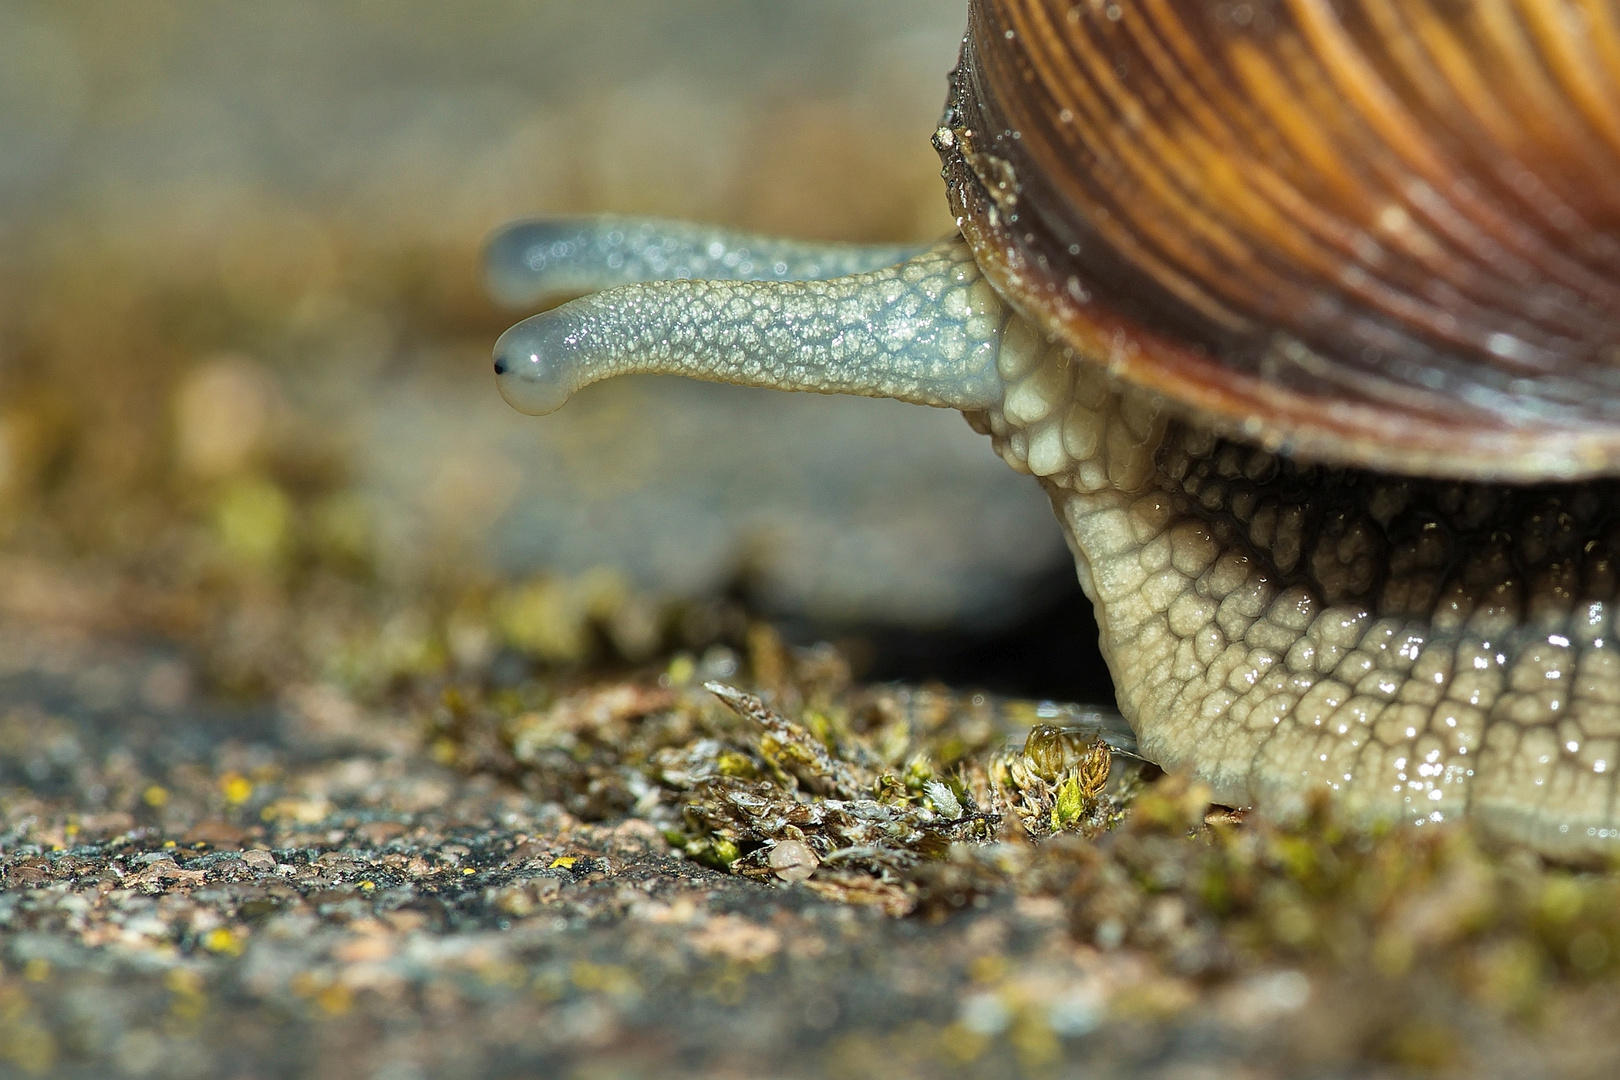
[{"x1": 488, "y1": 0, "x2": 1620, "y2": 860}]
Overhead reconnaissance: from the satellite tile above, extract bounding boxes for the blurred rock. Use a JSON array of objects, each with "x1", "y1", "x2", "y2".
[
  {"x1": 172, "y1": 356, "x2": 279, "y2": 479},
  {"x1": 362, "y1": 369, "x2": 1065, "y2": 628}
]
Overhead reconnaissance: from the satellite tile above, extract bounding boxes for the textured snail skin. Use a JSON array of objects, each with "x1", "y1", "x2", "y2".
[
  {"x1": 487, "y1": 222, "x2": 1620, "y2": 860},
  {"x1": 985, "y1": 356, "x2": 1620, "y2": 863},
  {"x1": 491, "y1": 236, "x2": 1006, "y2": 416}
]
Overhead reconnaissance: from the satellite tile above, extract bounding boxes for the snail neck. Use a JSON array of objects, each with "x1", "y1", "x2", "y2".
[{"x1": 970, "y1": 329, "x2": 1176, "y2": 607}]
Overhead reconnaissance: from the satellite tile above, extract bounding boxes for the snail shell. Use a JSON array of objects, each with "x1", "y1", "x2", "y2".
[
  {"x1": 485, "y1": 0, "x2": 1620, "y2": 859},
  {"x1": 942, "y1": 0, "x2": 1620, "y2": 482}
]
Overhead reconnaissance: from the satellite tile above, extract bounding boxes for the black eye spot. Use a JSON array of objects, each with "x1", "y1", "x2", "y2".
[{"x1": 493, "y1": 358, "x2": 509, "y2": 375}]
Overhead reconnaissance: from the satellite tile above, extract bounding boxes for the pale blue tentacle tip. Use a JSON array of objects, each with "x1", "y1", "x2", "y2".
[{"x1": 493, "y1": 316, "x2": 577, "y2": 415}]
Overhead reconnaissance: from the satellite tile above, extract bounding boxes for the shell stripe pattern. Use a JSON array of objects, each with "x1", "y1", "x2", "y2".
[{"x1": 944, "y1": 0, "x2": 1620, "y2": 480}]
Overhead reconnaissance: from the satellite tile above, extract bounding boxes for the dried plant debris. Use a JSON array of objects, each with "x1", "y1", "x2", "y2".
[
  {"x1": 440, "y1": 631, "x2": 1147, "y2": 916},
  {"x1": 677, "y1": 683, "x2": 992, "y2": 915}
]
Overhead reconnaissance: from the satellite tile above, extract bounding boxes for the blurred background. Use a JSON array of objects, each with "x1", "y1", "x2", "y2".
[{"x1": 0, "y1": 0, "x2": 1106, "y2": 699}]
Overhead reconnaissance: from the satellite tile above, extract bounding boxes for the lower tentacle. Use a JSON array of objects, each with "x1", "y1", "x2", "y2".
[{"x1": 491, "y1": 236, "x2": 1016, "y2": 416}]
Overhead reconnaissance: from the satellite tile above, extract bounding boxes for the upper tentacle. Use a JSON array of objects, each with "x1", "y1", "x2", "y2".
[{"x1": 484, "y1": 216, "x2": 927, "y2": 308}]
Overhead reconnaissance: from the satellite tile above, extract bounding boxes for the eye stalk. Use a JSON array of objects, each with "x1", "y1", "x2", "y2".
[
  {"x1": 484, "y1": 215, "x2": 923, "y2": 308},
  {"x1": 490, "y1": 318, "x2": 584, "y2": 416},
  {"x1": 488, "y1": 227, "x2": 1014, "y2": 416}
]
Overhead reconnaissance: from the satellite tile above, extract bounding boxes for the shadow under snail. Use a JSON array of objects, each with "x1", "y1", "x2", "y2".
[{"x1": 485, "y1": 0, "x2": 1620, "y2": 861}]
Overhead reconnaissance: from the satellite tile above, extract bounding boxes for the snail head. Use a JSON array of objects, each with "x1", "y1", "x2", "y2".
[{"x1": 484, "y1": 0, "x2": 1620, "y2": 862}]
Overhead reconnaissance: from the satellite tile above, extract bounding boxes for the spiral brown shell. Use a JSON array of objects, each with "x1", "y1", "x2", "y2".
[{"x1": 937, "y1": 0, "x2": 1620, "y2": 481}]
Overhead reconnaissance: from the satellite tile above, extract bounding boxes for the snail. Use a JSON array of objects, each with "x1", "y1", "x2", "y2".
[{"x1": 486, "y1": 0, "x2": 1620, "y2": 860}]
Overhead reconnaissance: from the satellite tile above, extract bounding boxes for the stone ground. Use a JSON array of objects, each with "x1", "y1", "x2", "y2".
[
  {"x1": 5, "y1": 606, "x2": 1620, "y2": 1080},
  {"x1": 0, "y1": 620, "x2": 1233, "y2": 1080}
]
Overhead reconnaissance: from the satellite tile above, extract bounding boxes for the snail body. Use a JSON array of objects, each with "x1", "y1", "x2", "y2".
[{"x1": 488, "y1": 0, "x2": 1620, "y2": 859}]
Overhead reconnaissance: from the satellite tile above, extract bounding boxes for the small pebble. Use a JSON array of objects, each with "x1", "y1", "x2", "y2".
[
  {"x1": 768, "y1": 840, "x2": 818, "y2": 883},
  {"x1": 240, "y1": 850, "x2": 278, "y2": 870}
]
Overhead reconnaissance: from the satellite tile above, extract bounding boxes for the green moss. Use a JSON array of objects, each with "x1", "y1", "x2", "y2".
[
  {"x1": 714, "y1": 750, "x2": 758, "y2": 780},
  {"x1": 1050, "y1": 776, "x2": 1088, "y2": 833}
]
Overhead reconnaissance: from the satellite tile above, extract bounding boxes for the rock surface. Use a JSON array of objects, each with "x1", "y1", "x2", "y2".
[{"x1": 5, "y1": 617, "x2": 1620, "y2": 1080}]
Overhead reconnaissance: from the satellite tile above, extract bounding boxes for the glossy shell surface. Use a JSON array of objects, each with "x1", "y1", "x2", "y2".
[{"x1": 939, "y1": 0, "x2": 1620, "y2": 481}]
